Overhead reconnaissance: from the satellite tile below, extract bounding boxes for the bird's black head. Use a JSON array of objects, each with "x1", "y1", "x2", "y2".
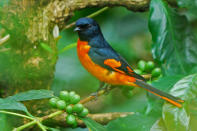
[{"x1": 74, "y1": 18, "x2": 102, "y2": 41}]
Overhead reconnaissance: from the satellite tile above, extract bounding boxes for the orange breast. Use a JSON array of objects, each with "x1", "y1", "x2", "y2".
[{"x1": 77, "y1": 39, "x2": 136, "y2": 86}]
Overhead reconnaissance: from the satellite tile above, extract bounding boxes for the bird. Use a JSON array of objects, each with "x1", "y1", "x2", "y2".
[{"x1": 74, "y1": 17, "x2": 184, "y2": 108}]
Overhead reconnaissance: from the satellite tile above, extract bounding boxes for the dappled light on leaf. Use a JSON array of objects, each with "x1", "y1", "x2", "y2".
[{"x1": 149, "y1": 0, "x2": 197, "y2": 76}]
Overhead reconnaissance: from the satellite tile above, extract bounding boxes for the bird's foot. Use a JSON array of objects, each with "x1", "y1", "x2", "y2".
[{"x1": 90, "y1": 83, "x2": 108, "y2": 100}]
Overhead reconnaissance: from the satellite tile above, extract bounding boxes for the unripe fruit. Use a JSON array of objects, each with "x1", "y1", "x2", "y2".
[
  {"x1": 79, "y1": 108, "x2": 89, "y2": 117},
  {"x1": 73, "y1": 104, "x2": 83, "y2": 113},
  {"x1": 59, "y1": 91, "x2": 69, "y2": 102},
  {"x1": 66, "y1": 114, "x2": 77, "y2": 125},
  {"x1": 69, "y1": 91, "x2": 76, "y2": 99},
  {"x1": 134, "y1": 69, "x2": 142, "y2": 75},
  {"x1": 152, "y1": 68, "x2": 161, "y2": 77},
  {"x1": 71, "y1": 122, "x2": 78, "y2": 128},
  {"x1": 56, "y1": 100, "x2": 66, "y2": 110},
  {"x1": 145, "y1": 61, "x2": 155, "y2": 72},
  {"x1": 138, "y1": 60, "x2": 146, "y2": 71},
  {"x1": 49, "y1": 98, "x2": 59, "y2": 108},
  {"x1": 66, "y1": 105, "x2": 73, "y2": 114},
  {"x1": 70, "y1": 94, "x2": 80, "y2": 104}
]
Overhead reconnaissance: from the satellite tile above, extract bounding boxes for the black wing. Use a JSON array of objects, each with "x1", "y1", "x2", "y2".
[{"x1": 88, "y1": 46, "x2": 145, "y2": 81}]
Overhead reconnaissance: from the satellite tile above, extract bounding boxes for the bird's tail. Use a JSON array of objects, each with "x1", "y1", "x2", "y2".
[{"x1": 135, "y1": 79, "x2": 184, "y2": 108}]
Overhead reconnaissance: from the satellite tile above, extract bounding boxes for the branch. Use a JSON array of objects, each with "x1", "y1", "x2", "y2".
[
  {"x1": 44, "y1": 0, "x2": 176, "y2": 30},
  {"x1": 44, "y1": 112, "x2": 134, "y2": 128}
]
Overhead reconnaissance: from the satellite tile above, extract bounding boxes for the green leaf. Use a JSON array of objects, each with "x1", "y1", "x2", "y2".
[
  {"x1": 151, "y1": 75, "x2": 184, "y2": 92},
  {"x1": 169, "y1": 74, "x2": 197, "y2": 100},
  {"x1": 0, "y1": 90, "x2": 53, "y2": 114},
  {"x1": 145, "y1": 75, "x2": 183, "y2": 115},
  {"x1": 0, "y1": 114, "x2": 12, "y2": 131},
  {"x1": 150, "y1": 118, "x2": 166, "y2": 131},
  {"x1": 81, "y1": 117, "x2": 107, "y2": 131},
  {"x1": 58, "y1": 43, "x2": 77, "y2": 54},
  {"x1": 162, "y1": 104, "x2": 190, "y2": 131},
  {"x1": 161, "y1": 74, "x2": 197, "y2": 131},
  {"x1": 0, "y1": 99, "x2": 28, "y2": 113},
  {"x1": 149, "y1": 0, "x2": 197, "y2": 76},
  {"x1": 6, "y1": 89, "x2": 54, "y2": 101},
  {"x1": 176, "y1": 0, "x2": 197, "y2": 16},
  {"x1": 106, "y1": 114, "x2": 157, "y2": 131},
  {"x1": 40, "y1": 42, "x2": 53, "y2": 53}
]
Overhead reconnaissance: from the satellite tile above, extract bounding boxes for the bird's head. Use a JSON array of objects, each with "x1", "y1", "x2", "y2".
[{"x1": 74, "y1": 18, "x2": 102, "y2": 41}]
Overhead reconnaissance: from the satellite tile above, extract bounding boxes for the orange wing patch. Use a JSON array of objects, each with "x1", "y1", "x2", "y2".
[
  {"x1": 127, "y1": 66, "x2": 134, "y2": 74},
  {"x1": 104, "y1": 59, "x2": 125, "y2": 74}
]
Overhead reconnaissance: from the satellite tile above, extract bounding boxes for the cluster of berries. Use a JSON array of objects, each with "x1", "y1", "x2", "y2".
[
  {"x1": 49, "y1": 91, "x2": 88, "y2": 127},
  {"x1": 122, "y1": 60, "x2": 162, "y2": 98},
  {"x1": 135, "y1": 60, "x2": 161, "y2": 78}
]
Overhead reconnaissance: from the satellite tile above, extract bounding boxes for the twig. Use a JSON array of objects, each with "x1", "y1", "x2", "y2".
[
  {"x1": 0, "y1": 110, "x2": 34, "y2": 120},
  {"x1": 42, "y1": 110, "x2": 63, "y2": 121},
  {"x1": 0, "y1": 34, "x2": 10, "y2": 46},
  {"x1": 13, "y1": 120, "x2": 37, "y2": 131},
  {"x1": 44, "y1": 112, "x2": 134, "y2": 128},
  {"x1": 36, "y1": 122, "x2": 47, "y2": 131},
  {"x1": 142, "y1": 74, "x2": 151, "y2": 79},
  {"x1": 64, "y1": 7, "x2": 109, "y2": 30},
  {"x1": 58, "y1": 43, "x2": 77, "y2": 54}
]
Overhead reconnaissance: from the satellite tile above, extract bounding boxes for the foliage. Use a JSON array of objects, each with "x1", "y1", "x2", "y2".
[
  {"x1": 0, "y1": 0, "x2": 197, "y2": 130},
  {"x1": 149, "y1": 0, "x2": 197, "y2": 76}
]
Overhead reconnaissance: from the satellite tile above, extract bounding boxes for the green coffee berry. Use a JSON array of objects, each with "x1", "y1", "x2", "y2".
[
  {"x1": 71, "y1": 122, "x2": 78, "y2": 128},
  {"x1": 134, "y1": 69, "x2": 142, "y2": 75},
  {"x1": 49, "y1": 97, "x2": 59, "y2": 108},
  {"x1": 79, "y1": 108, "x2": 89, "y2": 117},
  {"x1": 56, "y1": 100, "x2": 66, "y2": 110},
  {"x1": 73, "y1": 104, "x2": 83, "y2": 113},
  {"x1": 59, "y1": 91, "x2": 69, "y2": 102},
  {"x1": 145, "y1": 61, "x2": 155, "y2": 72},
  {"x1": 70, "y1": 94, "x2": 81, "y2": 104},
  {"x1": 69, "y1": 91, "x2": 76, "y2": 98},
  {"x1": 152, "y1": 68, "x2": 161, "y2": 77},
  {"x1": 138, "y1": 60, "x2": 146, "y2": 71},
  {"x1": 66, "y1": 105, "x2": 73, "y2": 114},
  {"x1": 66, "y1": 114, "x2": 77, "y2": 125}
]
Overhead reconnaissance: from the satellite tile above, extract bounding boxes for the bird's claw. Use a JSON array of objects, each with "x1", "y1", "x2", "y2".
[{"x1": 90, "y1": 92, "x2": 99, "y2": 100}]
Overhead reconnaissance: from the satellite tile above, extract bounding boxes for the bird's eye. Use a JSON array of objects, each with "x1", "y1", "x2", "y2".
[{"x1": 80, "y1": 24, "x2": 91, "y2": 28}]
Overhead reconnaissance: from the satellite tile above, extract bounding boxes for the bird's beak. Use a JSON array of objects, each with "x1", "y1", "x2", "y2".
[{"x1": 74, "y1": 27, "x2": 80, "y2": 32}]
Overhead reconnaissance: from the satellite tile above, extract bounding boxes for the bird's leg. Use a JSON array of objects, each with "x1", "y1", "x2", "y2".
[
  {"x1": 96, "y1": 81, "x2": 106, "y2": 92},
  {"x1": 91, "y1": 82, "x2": 117, "y2": 99},
  {"x1": 91, "y1": 81, "x2": 106, "y2": 97}
]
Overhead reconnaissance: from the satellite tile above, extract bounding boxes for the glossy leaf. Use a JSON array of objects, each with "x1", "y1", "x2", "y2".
[
  {"x1": 161, "y1": 74, "x2": 197, "y2": 131},
  {"x1": 81, "y1": 117, "x2": 107, "y2": 131},
  {"x1": 106, "y1": 114, "x2": 157, "y2": 131},
  {"x1": 0, "y1": 99, "x2": 28, "y2": 113},
  {"x1": 150, "y1": 118, "x2": 166, "y2": 131},
  {"x1": 0, "y1": 90, "x2": 53, "y2": 114},
  {"x1": 145, "y1": 75, "x2": 183, "y2": 115},
  {"x1": 162, "y1": 104, "x2": 190, "y2": 131},
  {"x1": 6, "y1": 89, "x2": 54, "y2": 101},
  {"x1": 170, "y1": 74, "x2": 197, "y2": 99},
  {"x1": 0, "y1": 114, "x2": 12, "y2": 131},
  {"x1": 149, "y1": 0, "x2": 197, "y2": 76}
]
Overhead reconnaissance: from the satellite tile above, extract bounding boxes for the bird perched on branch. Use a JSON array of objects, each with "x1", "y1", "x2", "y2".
[{"x1": 74, "y1": 17, "x2": 184, "y2": 107}]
